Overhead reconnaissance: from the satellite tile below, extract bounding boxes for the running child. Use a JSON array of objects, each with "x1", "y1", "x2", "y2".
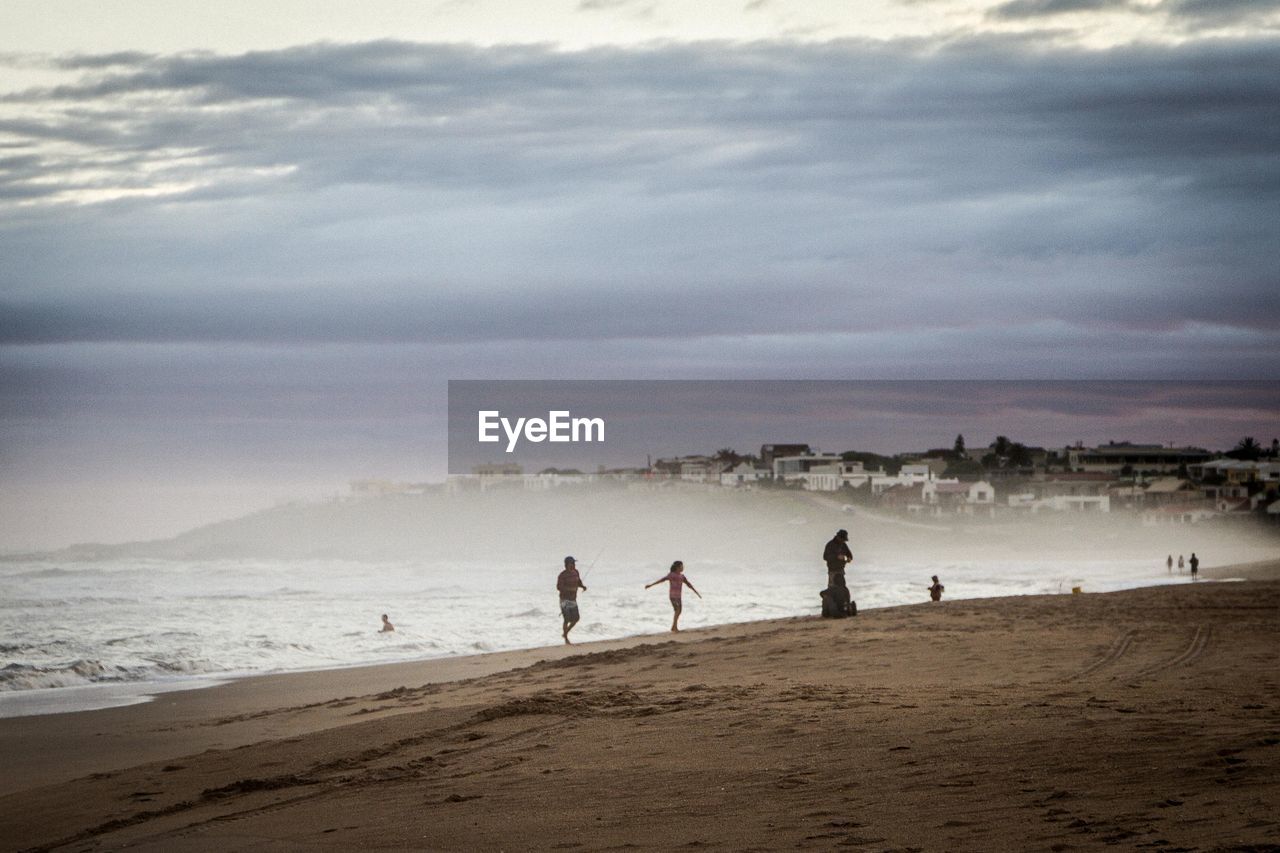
[{"x1": 645, "y1": 560, "x2": 701, "y2": 632}]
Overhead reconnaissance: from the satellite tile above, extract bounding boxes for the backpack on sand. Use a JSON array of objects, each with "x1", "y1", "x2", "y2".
[{"x1": 820, "y1": 583, "x2": 856, "y2": 618}]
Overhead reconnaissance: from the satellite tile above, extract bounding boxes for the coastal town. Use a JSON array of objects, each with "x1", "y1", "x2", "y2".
[{"x1": 350, "y1": 436, "x2": 1280, "y2": 527}]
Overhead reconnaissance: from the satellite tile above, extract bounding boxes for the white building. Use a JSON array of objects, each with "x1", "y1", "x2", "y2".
[
  {"x1": 720, "y1": 462, "x2": 769, "y2": 487},
  {"x1": 770, "y1": 458, "x2": 884, "y2": 492},
  {"x1": 838, "y1": 461, "x2": 879, "y2": 490},
  {"x1": 523, "y1": 470, "x2": 595, "y2": 490},
  {"x1": 1067, "y1": 442, "x2": 1212, "y2": 475},
  {"x1": 899, "y1": 463, "x2": 937, "y2": 483},
  {"x1": 772, "y1": 454, "x2": 843, "y2": 486},
  {"x1": 868, "y1": 463, "x2": 942, "y2": 495},
  {"x1": 1194, "y1": 459, "x2": 1280, "y2": 484},
  {"x1": 1007, "y1": 490, "x2": 1110, "y2": 514},
  {"x1": 921, "y1": 479, "x2": 995, "y2": 515},
  {"x1": 1036, "y1": 494, "x2": 1110, "y2": 513},
  {"x1": 802, "y1": 462, "x2": 842, "y2": 491}
]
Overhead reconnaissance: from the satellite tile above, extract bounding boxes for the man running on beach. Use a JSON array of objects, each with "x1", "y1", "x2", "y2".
[
  {"x1": 927, "y1": 575, "x2": 944, "y2": 602},
  {"x1": 645, "y1": 560, "x2": 702, "y2": 632},
  {"x1": 557, "y1": 556, "x2": 587, "y2": 644}
]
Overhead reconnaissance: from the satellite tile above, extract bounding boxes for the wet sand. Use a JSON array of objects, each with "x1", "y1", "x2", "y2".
[{"x1": 1, "y1": 564, "x2": 1278, "y2": 852}]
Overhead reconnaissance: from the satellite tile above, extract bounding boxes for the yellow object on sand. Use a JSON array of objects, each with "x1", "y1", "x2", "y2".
[{"x1": 1071, "y1": 586, "x2": 1082, "y2": 595}]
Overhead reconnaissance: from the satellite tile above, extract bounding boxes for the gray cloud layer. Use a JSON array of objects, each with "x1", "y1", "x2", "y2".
[
  {"x1": 988, "y1": 0, "x2": 1132, "y2": 21},
  {"x1": 988, "y1": 0, "x2": 1280, "y2": 21},
  {"x1": 0, "y1": 37, "x2": 1277, "y2": 364},
  {"x1": 1163, "y1": 0, "x2": 1280, "y2": 23},
  {"x1": 4, "y1": 34, "x2": 1279, "y2": 548}
]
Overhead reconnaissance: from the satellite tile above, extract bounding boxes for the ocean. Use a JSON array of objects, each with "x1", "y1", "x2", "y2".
[{"x1": 0, "y1": 553, "x2": 1211, "y2": 718}]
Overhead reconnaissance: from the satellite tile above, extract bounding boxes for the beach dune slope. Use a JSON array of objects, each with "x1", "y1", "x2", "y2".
[{"x1": 2, "y1": 581, "x2": 1278, "y2": 852}]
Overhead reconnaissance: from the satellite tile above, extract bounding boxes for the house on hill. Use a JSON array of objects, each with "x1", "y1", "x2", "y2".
[
  {"x1": 879, "y1": 482, "x2": 927, "y2": 514},
  {"x1": 1141, "y1": 502, "x2": 1219, "y2": 526},
  {"x1": 1067, "y1": 442, "x2": 1211, "y2": 475},
  {"x1": 720, "y1": 461, "x2": 769, "y2": 488},
  {"x1": 772, "y1": 453, "x2": 843, "y2": 486},
  {"x1": 1143, "y1": 477, "x2": 1202, "y2": 506},
  {"x1": 1008, "y1": 472, "x2": 1112, "y2": 513},
  {"x1": 923, "y1": 480, "x2": 996, "y2": 516},
  {"x1": 760, "y1": 444, "x2": 811, "y2": 468}
]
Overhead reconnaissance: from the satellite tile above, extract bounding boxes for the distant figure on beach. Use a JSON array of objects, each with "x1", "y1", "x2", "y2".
[
  {"x1": 824, "y1": 529, "x2": 853, "y2": 586},
  {"x1": 1190, "y1": 552, "x2": 1200, "y2": 580},
  {"x1": 928, "y1": 575, "x2": 945, "y2": 602},
  {"x1": 1178, "y1": 555, "x2": 1185, "y2": 572},
  {"x1": 645, "y1": 560, "x2": 702, "y2": 632},
  {"x1": 557, "y1": 556, "x2": 587, "y2": 644},
  {"x1": 379, "y1": 614, "x2": 395, "y2": 633},
  {"x1": 822, "y1": 529, "x2": 855, "y2": 617},
  {"x1": 1167, "y1": 554, "x2": 1173, "y2": 574}
]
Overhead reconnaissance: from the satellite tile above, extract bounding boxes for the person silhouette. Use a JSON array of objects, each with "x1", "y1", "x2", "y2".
[
  {"x1": 557, "y1": 556, "x2": 587, "y2": 644},
  {"x1": 927, "y1": 575, "x2": 945, "y2": 602},
  {"x1": 645, "y1": 560, "x2": 702, "y2": 632}
]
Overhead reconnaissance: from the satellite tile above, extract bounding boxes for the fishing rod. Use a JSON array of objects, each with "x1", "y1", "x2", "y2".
[{"x1": 581, "y1": 545, "x2": 606, "y2": 580}]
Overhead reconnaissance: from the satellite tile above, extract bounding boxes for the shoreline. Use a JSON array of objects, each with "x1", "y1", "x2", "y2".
[
  {"x1": 0, "y1": 616, "x2": 807, "y2": 797},
  {"x1": 3, "y1": 559, "x2": 1265, "y2": 721},
  {"x1": 1, "y1": 566, "x2": 1277, "y2": 850},
  {"x1": 1, "y1": 559, "x2": 1276, "y2": 781},
  {"x1": 1201, "y1": 555, "x2": 1280, "y2": 580}
]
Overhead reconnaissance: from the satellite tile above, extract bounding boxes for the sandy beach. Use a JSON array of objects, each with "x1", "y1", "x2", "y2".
[{"x1": 2, "y1": 564, "x2": 1278, "y2": 852}]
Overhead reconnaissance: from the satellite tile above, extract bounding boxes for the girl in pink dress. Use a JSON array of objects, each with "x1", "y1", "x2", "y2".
[{"x1": 645, "y1": 560, "x2": 702, "y2": 632}]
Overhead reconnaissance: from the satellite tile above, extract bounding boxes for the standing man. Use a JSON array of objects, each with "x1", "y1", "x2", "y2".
[
  {"x1": 1166, "y1": 554, "x2": 1173, "y2": 574},
  {"x1": 927, "y1": 575, "x2": 945, "y2": 602},
  {"x1": 823, "y1": 529, "x2": 854, "y2": 617},
  {"x1": 557, "y1": 556, "x2": 587, "y2": 644},
  {"x1": 824, "y1": 529, "x2": 853, "y2": 587},
  {"x1": 1189, "y1": 552, "x2": 1200, "y2": 581}
]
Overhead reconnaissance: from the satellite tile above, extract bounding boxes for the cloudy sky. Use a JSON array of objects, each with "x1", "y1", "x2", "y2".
[{"x1": 2, "y1": 1, "x2": 1278, "y2": 548}]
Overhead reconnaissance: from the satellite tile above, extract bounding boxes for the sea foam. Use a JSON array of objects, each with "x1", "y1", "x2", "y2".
[{"x1": 0, "y1": 554, "x2": 1203, "y2": 713}]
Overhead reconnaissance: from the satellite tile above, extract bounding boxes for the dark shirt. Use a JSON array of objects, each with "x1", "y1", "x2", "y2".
[
  {"x1": 928, "y1": 582, "x2": 944, "y2": 602},
  {"x1": 557, "y1": 567, "x2": 585, "y2": 601},
  {"x1": 823, "y1": 537, "x2": 852, "y2": 572}
]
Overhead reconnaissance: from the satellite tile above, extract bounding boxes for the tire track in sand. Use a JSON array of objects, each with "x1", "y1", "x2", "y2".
[
  {"x1": 1131, "y1": 625, "x2": 1211, "y2": 680},
  {"x1": 1060, "y1": 629, "x2": 1137, "y2": 682}
]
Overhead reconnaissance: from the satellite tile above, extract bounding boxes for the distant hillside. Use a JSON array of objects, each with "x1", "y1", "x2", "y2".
[
  {"x1": 10, "y1": 483, "x2": 1276, "y2": 568},
  {"x1": 13, "y1": 486, "x2": 855, "y2": 565}
]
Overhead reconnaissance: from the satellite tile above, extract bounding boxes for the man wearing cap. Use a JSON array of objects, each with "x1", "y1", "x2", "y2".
[
  {"x1": 824, "y1": 529, "x2": 853, "y2": 588},
  {"x1": 556, "y1": 556, "x2": 587, "y2": 644},
  {"x1": 821, "y1": 529, "x2": 855, "y2": 617}
]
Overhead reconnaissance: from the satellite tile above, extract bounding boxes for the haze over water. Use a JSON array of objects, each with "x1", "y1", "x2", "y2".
[{"x1": 3, "y1": 488, "x2": 1272, "y2": 717}]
